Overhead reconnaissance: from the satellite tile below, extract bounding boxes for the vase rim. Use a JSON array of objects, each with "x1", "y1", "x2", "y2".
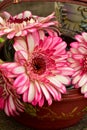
[{"x1": 61, "y1": 88, "x2": 84, "y2": 101}]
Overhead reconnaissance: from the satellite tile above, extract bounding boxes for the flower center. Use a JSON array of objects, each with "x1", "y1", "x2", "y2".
[
  {"x1": 8, "y1": 16, "x2": 35, "y2": 24},
  {"x1": 83, "y1": 56, "x2": 87, "y2": 72},
  {"x1": 32, "y1": 56, "x2": 46, "y2": 75}
]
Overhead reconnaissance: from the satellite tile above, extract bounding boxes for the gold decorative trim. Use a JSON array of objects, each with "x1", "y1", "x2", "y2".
[{"x1": 25, "y1": 104, "x2": 87, "y2": 121}]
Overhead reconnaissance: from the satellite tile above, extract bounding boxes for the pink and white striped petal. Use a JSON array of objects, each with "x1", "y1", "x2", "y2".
[
  {"x1": 82, "y1": 32, "x2": 87, "y2": 42},
  {"x1": 40, "y1": 83, "x2": 52, "y2": 105},
  {"x1": 14, "y1": 74, "x2": 29, "y2": 88},
  {"x1": 78, "y1": 74, "x2": 87, "y2": 87},
  {"x1": 15, "y1": 50, "x2": 28, "y2": 61},
  {"x1": 81, "y1": 83, "x2": 87, "y2": 94},
  {"x1": 14, "y1": 37, "x2": 27, "y2": 51},
  {"x1": 55, "y1": 75, "x2": 71, "y2": 85},
  {"x1": 16, "y1": 85, "x2": 28, "y2": 94},
  {"x1": 12, "y1": 66, "x2": 25, "y2": 75},
  {"x1": 27, "y1": 33, "x2": 35, "y2": 53},
  {"x1": 27, "y1": 81, "x2": 35, "y2": 102}
]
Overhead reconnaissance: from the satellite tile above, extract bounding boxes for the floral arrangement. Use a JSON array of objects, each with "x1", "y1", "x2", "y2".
[{"x1": 0, "y1": 10, "x2": 87, "y2": 117}]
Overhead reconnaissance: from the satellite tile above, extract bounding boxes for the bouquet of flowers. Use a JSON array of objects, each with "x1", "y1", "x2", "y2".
[{"x1": 0, "y1": 6, "x2": 87, "y2": 120}]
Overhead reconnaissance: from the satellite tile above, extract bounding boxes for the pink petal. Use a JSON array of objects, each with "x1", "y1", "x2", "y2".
[
  {"x1": 4, "y1": 28, "x2": 13, "y2": 33},
  {"x1": 27, "y1": 82, "x2": 35, "y2": 102},
  {"x1": 45, "y1": 84, "x2": 59, "y2": 100},
  {"x1": 78, "y1": 47, "x2": 87, "y2": 54},
  {"x1": 54, "y1": 41, "x2": 67, "y2": 55},
  {"x1": 15, "y1": 31, "x2": 22, "y2": 37},
  {"x1": 40, "y1": 83, "x2": 52, "y2": 105},
  {"x1": 82, "y1": 32, "x2": 87, "y2": 42},
  {"x1": 56, "y1": 84, "x2": 66, "y2": 94},
  {"x1": 70, "y1": 42, "x2": 79, "y2": 48},
  {"x1": 23, "y1": 90, "x2": 28, "y2": 102},
  {"x1": 84, "y1": 92, "x2": 87, "y2": 98},
  {"x1": 7, "y1": 31, "x2": 16, "y2": 39},
  {"x1": 73, "y1": 54, "x2": 83, "y2": 60},
  {"x1": 27, "y1": 33, "x2": 35, "y2": 53},
  {"x1": 15, "y1": 50, "x2": 28, "y2": 61},
  {"x1": 23, "y1": 11, "x2": 32, "y2": 19},
  {"x1": 38, "y1": 96, "x2": 44, "y2": 107},
  {"x1": 81, "y1": 83, "x2": 87, "y2": 94},
  {"x1": 73, "y1": 75, "x2": 81, "y2": 85},
  {"x1": 59, "y1": 67, "x2": 74, "y2": 75},
  {"x1": 42, "y1": 36, "x2": 52, "y2": 50},
  {"x1": 47, "y1": 76, "x2": 62, "y2": 88},
  {"x1": 8, "y1": 96, "x2": 16, "y2": 111},
  {"x1": 0, "y1": 16, "x2": 5, "y2": 25},
  {"x1": 17, "y1": 13, "x2": 22, "y2": 19},
  {"x1": 21, "y1": 30, "x2": 27, "y2": 36},
  {"x1": 55, "y1": 75, "x2": 71, "y2": 85},
  {"x1": 17, "y1": 85, "x2": 28, "y2": 94},
  {"x1": 3, "y1": 11, "x2": 11, "y2": 20},
  {"x1": 14, "y1": 74, "x2": 28, "y2": 88},
  {"x1": 34, "y1": 81, "x2": 42, "y2": 101},
  {"x1": 32, "y1": 31, "x2": 40, "y2": 46},
  {"x1": 8, "y1": 96, "x2": 15, "y2": 115},
  {"x1": 14, "y1": 37, "x2": 27, "y2": 51},
  {"x1": 4, "y1": 101, "x2": 10, "y2": 116},
  {"x1": 56, "y1": 92, "x2": 62, "y2": 101},
  {"x1": 78, "y1": 74, "x2": 87, "y2": 87},
  {"x1": 75, "y1": 34, "x2": 83, "y2": 42},
  {"x1": 12, "y1": 66, "x2": 25, "y2": 74},
  {"x1": 70, "y1": 62, "x2": 79, "y2": 68},
  {"x1": 40, "y1": 12, "x2": 55, "y2": 23},
  {"x1": 39, "y1": 30, "x2": 45, "y2": 40},
  {"x1": 70, "y1": 48, "x2": 78, "y2": 54}
]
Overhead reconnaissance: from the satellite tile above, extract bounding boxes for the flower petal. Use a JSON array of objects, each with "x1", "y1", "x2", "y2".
[
  {"x1": 14, "y1": 74, "x2": 28, "y2": 88},
  {"x1": 40, "y1": 83, "x2": 52, "y2": 105},
  {"x1": 12, "y1": 66, "x2": 25, "y2": 74},
  {"x1": 4, "y1": 101, "x2": 10, "y2": 116},
  {"x1": 82, "y1": 32, "x2": 87, "y2": 42},
  {"x1": 17, "y1": 85, "x2": 28, "y2": 94},
  {"x1": 78, "y1": 74, "x2": 87, "y2": 87},
  {"x1": 81, "y1": 83, "x2": 87, "y2": 94},
  {"x1": 55, "y1": 75, "x2": 71, "y2": 85},
  {"x1": 15, "y1": 50, "x2": 28, "y2": 62},
  {"x1": 14, "y1": 37, "x2": 27, "y2": 51},
  {"x1": 27, "y1": 33, "x2": 35, "y2": 53},
  {"x1": 27, "y1": 82, "x2": 35, "y2": 102}
]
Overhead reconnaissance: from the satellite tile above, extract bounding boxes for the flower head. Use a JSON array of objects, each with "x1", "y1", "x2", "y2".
[
  {"x1": 0, "y1": 11, "x2": 58, "y2": 39},
  {"x1": 68, "y1": 32, "x2": 87, "y2": 97},
  {"x1": 0, "y1": 65, "x2": 24, "y2": 116},
  {"x1": 1, "y1": 31, "x2": 73, "y2": 107}
]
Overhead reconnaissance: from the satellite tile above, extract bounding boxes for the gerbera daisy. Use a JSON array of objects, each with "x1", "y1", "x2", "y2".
[
  {"x1": 0, "y1": 63, "x2": 24, "y2": 116},
  {"x1": 0, "y1": 31, "x2": 74, "y2": 107},
  {"x1": 0, "y1": 11, "x2": 58, "y2": 39},
  {"x1": 68, "y1": 32, "x2": 87, "y2": 97}
]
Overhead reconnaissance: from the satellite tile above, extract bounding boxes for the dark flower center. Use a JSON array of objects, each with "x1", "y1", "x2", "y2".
[
  {"x1": 32, "y1": 56, "x2": 46, "y2": 75},
  {"x1": 83, "y1": 56, "x2": 87, "y2": 72},
  {"x1": 8, "y1": 16, "x2": 35, "y2": 24}
]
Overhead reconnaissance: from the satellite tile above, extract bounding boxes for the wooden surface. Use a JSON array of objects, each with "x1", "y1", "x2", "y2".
[{"x1": 0, "y1": 111, "x2": 87, "y2": 130}]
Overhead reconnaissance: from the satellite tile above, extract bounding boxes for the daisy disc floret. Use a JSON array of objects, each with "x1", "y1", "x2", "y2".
[
  {"x1": 68, "y1": 32, "x2": 87, "y2": 97},
  {"x1": 1, "y1": 31, "x2": 73, "y2": 107},
  {"x1": 0, "y1": 11, "x2": 58, "y2": 39}
]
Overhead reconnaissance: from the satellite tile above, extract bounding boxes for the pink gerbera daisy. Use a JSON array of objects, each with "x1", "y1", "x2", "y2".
[
  {"x1": 0, "y1": 67, "x2": 24, "y2": 116},
  {"x1": 68, "y1": 32, "x2": 87, "y2": 97},
  {"x1": 0, "y1": 11, "x2": 58, "y2": 39},
  {"x1": 0, "y1": 31, "x2": 73, "y2": 107}
]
